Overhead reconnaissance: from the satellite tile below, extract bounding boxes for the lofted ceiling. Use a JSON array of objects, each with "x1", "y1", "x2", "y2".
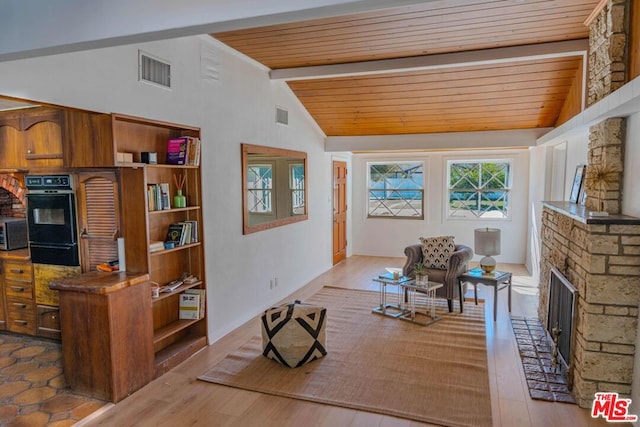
[{"x1": 212, "y1": 0, "x2": 599, "y2": 138}]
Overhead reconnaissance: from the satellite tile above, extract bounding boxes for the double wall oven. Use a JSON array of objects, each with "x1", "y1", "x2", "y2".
[{"x1": 26, "y1": 174, "x2": 80, "y2": 266}]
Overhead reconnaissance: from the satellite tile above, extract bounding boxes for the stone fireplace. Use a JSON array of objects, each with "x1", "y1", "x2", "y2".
[
  {"x1": 539, "y1": 203, "x2": 640, "y2": 407},
  {"x1": 0, "y1": 174, "x2": 26, "y2": 217}
]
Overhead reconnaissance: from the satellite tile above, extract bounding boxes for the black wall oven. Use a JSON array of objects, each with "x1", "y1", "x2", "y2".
[{"x1": 26, "y1": 174, "x2": 80, "y2": 266}]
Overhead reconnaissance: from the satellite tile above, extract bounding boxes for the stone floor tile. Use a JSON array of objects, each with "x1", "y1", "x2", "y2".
[
  {"x1": 0, "y1": 380, "x2": 30, "y2": 399},
  {"x1": 48, "y1": 420, "x2": 75, "y2": 427},
  {"x1": 5, "y1": 411, "x2": 50, "y2": 427},
  {"x1": 0, "y1": 356, "x2": 16, "y2": 368},
  {"x1": 11, "y1": 346, "x2": 46, "y2": 359},
  {"x1": 42, "y1": 394, "x2": 86, "y2": 413},
  {"x1": 3, "y1": 361, "x2": 38, "y2": 376},
  {"x1": 24, "y1": 365, "x2": 63, "y2": 382},
  {"x1": 0, "y1": 404, "x2": 19, "y2": 421},
  {"x1": 14, "y1": 386, "x2": 57, "y2": 405}
]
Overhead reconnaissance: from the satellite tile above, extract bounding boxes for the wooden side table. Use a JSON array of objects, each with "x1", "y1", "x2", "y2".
[{"x1": 458, "y1": 268, "x2": 512, "y2": 322}]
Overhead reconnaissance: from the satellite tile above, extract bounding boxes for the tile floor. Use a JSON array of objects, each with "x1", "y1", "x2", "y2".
[{"x1": 0, "y1": 333, "x2": 108, "y2": 427}]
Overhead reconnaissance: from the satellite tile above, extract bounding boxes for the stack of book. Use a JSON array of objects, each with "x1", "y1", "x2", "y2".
[
  {"x1": 166, "y1": 136, "x2": 201, "y2": 166},
  {"x1": 164, "y1": 221, "x2": 198, "y2": 246},
  {"x1": 149, "y1": 240, "x2": 165, "y2": 253},
  {"x1": 147, "y1": 183, "x2": 171, "y2": 211}
]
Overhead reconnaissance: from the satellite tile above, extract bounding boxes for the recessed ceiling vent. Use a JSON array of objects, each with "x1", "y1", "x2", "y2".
[
  {"x1": 139, "y1": 51, "x2": 171, "y2": 88},
  {"x1": 276, "y1": 106, "x2": 288, "y2": 125}
]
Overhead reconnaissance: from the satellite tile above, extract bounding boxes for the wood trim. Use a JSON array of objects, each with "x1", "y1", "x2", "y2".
[{"x1": 583, "y1": 0, "x2": 608, "y2": 26}]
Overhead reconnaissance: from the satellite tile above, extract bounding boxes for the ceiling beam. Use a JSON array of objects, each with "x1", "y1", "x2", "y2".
[
  {"x1": 325, "y1": 129, "x2": 552, "y2": 152},
  {"x1": 270, "y1": 39, "x2": 589, "y2": 81},
  {"x1": 0, "y1": 0, "x2": 439, "y2": 62}
]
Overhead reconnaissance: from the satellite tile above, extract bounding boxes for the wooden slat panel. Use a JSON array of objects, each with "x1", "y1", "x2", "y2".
[
  {"x1": 211, "y1": 0, "x2": 597, "y2": 137},
  {"x1": 78, "y1": 172, "x2": 119, "y2": 272},
  {"x1": 213, "y1": 0, "x2": 597, "y2": 68}
]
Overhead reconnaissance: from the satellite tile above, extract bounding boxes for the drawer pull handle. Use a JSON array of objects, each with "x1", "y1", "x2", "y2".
[
  {"x1": 10, "y1": 269, "x2": 25, "y2": 274},
  {"x1": 14, "y1": 320, "x2": 28, "y2": 325},
  {"x1": 10, "y1": 286, "x2": 25, "y2": 292},
  {"x1": 12, "y1": 303, "x2": 27, "y2": 309}
]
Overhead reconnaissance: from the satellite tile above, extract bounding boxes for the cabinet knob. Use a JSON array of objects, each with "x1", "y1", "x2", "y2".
[
  {"x1": 10, "y1": 269, "x2": 24, "y2": 274},
  {"x1": 27, "y1": 149, "x2": 32, "y2": 154},
  {"x1": 10, "y1": 286, "x2": 25, "y2": 292},
  {"x1": 12, "y1": 302, "x2": 27, "y2": 308},
  {"x1": 14, "y1": 320, "x2": 28, "y2": 325}
]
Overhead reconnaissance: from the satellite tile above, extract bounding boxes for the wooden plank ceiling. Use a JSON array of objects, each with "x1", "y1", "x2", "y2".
[{"x1": 212, "y1": 0, "x2": 599, "y2": 137}]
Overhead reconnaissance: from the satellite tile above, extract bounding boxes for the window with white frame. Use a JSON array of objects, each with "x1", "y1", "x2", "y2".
[
  {"x1": 368, "y1": 162, "x2": 424, "y2": 218},
  {"x1": 447, "y1": 159, "x2": 511, "y2": 219}
]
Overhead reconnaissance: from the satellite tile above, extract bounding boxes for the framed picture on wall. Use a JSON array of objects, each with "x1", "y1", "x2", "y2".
[{"x1": 569, "y1": 164, "x2": 586, "y2": 203}]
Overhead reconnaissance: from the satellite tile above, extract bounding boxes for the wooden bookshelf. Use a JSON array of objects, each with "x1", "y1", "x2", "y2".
[{"x1": 116, "y1": 114, "x2": 207, "y2": 378}]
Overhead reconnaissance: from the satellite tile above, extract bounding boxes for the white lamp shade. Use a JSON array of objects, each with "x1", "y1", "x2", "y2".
[{"x1": 474, "y1": 228, "x2": 501, "y2": 256}]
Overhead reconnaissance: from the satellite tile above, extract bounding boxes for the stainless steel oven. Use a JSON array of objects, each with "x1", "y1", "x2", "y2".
[{"x1": 25, "y1": 174, "x2": 80, "y2": 266}]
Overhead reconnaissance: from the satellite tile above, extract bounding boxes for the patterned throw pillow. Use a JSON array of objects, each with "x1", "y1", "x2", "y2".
[{"x1": 419, "y1": 236, "x2": 455, "y2": 270}]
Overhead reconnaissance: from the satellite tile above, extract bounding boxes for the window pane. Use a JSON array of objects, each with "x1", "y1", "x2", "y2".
[
  {"x1": 247, "y1": 164, "x2": 272, "y2": 213},
  {"x1": 448, "y1": 160, "x2": 511, "y2": 219},
  {"x1": 368, "y1": 162, "x2": 423, "y2": 218},
  {"x1": 290, "y1": 164, "x2": 305, "y2": 215}
]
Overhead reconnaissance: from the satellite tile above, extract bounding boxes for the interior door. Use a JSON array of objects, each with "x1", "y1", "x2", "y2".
[{"x1": 332, "y1": 161, "x2": 347, "y2": 265}]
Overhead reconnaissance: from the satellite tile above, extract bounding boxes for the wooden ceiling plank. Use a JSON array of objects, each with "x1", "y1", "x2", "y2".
[{"x1": 214, "y1": 1, "x2": 593, "y2": 42}]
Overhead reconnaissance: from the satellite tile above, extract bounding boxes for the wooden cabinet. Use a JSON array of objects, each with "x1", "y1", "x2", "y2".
[
  {"x1": 116, "y1": 115, "x2": 207, "y2": 377},
  {"x1": 0, "y1": 106, "x2": 107, "y2": 169},
  {"x1": 50, "y1": 272, "x2": 154, "y2": 402},
  {"x1": 37, "y1": 305, "x2": 61, "y2": 340},
  {"x1": 3, "y1": 259, "x2": 36, "y2": 335}
]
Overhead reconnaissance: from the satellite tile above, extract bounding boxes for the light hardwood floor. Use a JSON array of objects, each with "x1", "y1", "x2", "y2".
[{"x1": 81, "y1": 256, "x2": 617, "y2": 427}]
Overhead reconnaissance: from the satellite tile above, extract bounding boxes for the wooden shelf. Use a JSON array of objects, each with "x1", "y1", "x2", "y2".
[
  {"x1": 149, "y1": 206, "x2": 200, "y2": 215},
  {"x1": 153, "y1": 317, "x2": 205, "y2": 344},
  {"x1": 150, "y1": 242, "x2": 201, "y2": 256},
  {"x1": 152, "y1": 280, "x2": 203, "y2": 303},
  {"x1": 154, "y1": 334, "x2": 207, "y2": 378}
]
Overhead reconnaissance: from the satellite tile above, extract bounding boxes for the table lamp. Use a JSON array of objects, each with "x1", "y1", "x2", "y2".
[{"x1": 474, "y1": 227, "x2": 501, "y2": 274}]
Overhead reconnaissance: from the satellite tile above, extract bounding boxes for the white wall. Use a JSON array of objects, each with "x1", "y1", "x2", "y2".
[
  {"x1": 0, "y1": 35, "x2": 334, "y2": 343},
  {"x1": 623, "y1": 112, "x2": 640, "y2": 217},
  {"x1": 350, "y1": 149, "x2": 530, "y2": 265}
]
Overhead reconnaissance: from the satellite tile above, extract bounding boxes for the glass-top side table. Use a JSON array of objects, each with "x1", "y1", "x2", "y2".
[
  {"x1": 400, "y1": 281, "x2": 444, "y2": 326},
  {"x1": 458, "y1": 267, "x2": 512, "y2": 322},
  {"x1": 371, "y1": 273, "x2": 411, "y2": 319}
]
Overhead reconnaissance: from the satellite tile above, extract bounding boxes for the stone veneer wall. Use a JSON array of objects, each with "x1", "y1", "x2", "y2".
[
  {"x1": 588, "y1": 0, "x2": 631, "y2": 106},
  {"x1": 539, "y1": 205, "x2": 640, "y2": 408},
  {"x1": 586, "y1": 117, "x2": 626, "y2": 214}
]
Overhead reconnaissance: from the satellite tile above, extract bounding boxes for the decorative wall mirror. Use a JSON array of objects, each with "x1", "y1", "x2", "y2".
[{"x1": 241, "y1": 143, "x2": 308, "y2": 234}]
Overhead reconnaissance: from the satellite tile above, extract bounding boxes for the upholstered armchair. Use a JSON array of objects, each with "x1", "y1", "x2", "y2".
[{"x1": 402, "y1": 241, "x2": 473, "y2": 312}]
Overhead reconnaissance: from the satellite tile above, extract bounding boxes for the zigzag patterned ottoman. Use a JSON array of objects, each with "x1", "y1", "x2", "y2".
[{"x1": 261, "y1": 300, "x2": 327, "y2": 368}]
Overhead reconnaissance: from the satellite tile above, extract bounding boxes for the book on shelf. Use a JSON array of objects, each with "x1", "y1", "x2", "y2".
[
  {"x1": 164, "y1": 221, "x2": 199, "y2": 246},
  {"x1": 159, "y1": 183, "x2": 171, "y2": 210},
  {"x1": 179, "y1": 293, "x2": 202, "y2": 320},
  {"x1": 166, "y1": 137, "x2": 188, "y2": 165},
  {"x1": 165, "y1": 223, "x2": 186, "y2": 245},
  {"x1": 147, "y1": 183, "x2": 171, "y2": 211},
  {"x1": 186, "y1": 137, "x2": 201, "y2": 166},
  {"x1": 149, "y1": 240, "x2": 165, "y2": 253},
  {"x1": 185, "y1": 289, "x2": 205, "y2": 319}
]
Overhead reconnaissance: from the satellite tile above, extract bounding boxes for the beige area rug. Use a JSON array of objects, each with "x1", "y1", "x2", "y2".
[{"x1": 198, "y1": 287, "x2": 491, "y2": 427}]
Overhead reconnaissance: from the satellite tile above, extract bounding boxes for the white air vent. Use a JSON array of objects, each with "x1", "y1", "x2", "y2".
[
  {"x1": 139, "y1": 51, "x2": 171, "y2": 88},
  {"x1": 276, "y1": 106, "x2": 288, "y2": 125}
]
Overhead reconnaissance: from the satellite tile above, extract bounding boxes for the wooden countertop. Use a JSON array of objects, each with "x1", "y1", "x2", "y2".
[
  {"x1": 49, "y1": 271, "x2": 150, "y2": 295},
  {"x1": 0, "y1": 248, "x2": 30, "y2": 261}
]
